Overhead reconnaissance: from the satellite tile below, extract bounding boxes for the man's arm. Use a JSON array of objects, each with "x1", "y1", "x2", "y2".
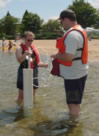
[{"x1": 51, "y1": 52, "x2": 74, "y2": 62}]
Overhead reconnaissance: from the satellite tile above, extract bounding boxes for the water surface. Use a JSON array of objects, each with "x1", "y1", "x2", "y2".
[{"x1": 0, "y1": 51, "x2": 99, "y2": 136}]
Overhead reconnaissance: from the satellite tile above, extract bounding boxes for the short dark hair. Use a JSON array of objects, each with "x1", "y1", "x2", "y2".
[{"x1": 59, "y1": 9, "x2": 76, "y2": 21}]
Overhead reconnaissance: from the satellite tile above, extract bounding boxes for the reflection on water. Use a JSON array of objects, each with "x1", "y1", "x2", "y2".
[{"x1": 0, "y1": 51, "x2": 99, "y2": 136}]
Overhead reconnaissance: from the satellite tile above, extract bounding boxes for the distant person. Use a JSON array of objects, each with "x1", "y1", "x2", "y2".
[
  {"x1": 8, "y1": 40, "x2": 13, "y2": 51},
  {"x1": 51, "y1": 9, "x2": 89, "y2": 122},
  {"x1": 16, "y1": 31, "x2": 48, "y2": 106},
  {"x1": 2, "y1": 38, "x2": 6, "y2": 51}
]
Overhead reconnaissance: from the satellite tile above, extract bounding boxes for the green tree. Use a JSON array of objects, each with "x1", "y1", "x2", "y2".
[
  {"x1": 36, "y1": 19, "x2": 62, "y2": 39},
  {"x1": 21, "y1": 11, "x2": 43, "y2": 34},
  {"x1": 6, "y1": 11, "x2": 11, "y2": 16},
  {"x1": 1, "y1": 11, "x2": 19, "y2": 38},
  {"x1": 0, "y1": 12, "x2": 19, "y2": 39},
  {"x1": 0, "y1": 19, "x2": 5, "y2": 38},
  {"x1": 0, "y1": 19, "x2": 4, "y2": 33},
  {"x1": 42, "y1": 19, "x2": 60, "y2": 32},
  {"x1": 94, "y1": 9, "x2": 99, "y2": 28},
  {"x1": 68, "y1": 0, "x2": 98, "y2": 28},
  {"x1": 23, "y1": 10, "x2": 29, "y2": 18}
]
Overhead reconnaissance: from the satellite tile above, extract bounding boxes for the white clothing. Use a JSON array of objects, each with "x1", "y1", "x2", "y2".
[
  {"x1": 2, "y1": 41, "x2": 5, "y2": 47},
  {"x1": 60, "y1": 29, "x2": 89, "y2": 79}
]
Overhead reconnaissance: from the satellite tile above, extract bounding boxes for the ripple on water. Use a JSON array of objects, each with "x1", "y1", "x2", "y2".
[{"x1": 0, "y1": 52, "x2": 99, "y2": 136}]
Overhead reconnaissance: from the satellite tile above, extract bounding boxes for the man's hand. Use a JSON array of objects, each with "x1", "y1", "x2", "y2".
[{"x1": 51, "y1": 53, "x2": 60, "y2": 59}]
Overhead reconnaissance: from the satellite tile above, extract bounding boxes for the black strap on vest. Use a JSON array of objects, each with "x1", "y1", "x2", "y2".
[
  {"x1": 66, "y1": 29, "x2": 85, "y2": 63},
  {"x1": 73, "y1": 48, "x2": 83, "y2": 61}
]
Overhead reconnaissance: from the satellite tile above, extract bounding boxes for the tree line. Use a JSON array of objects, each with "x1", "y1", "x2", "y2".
[{"x1": 0, "y1": 0, "x2": 99, "y2": 40}]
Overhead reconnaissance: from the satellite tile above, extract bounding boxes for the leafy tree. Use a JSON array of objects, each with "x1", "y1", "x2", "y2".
[
  {"x1": 21, "y1": 11, "x2": 43, "y2": 34},
  {"x1": 94, "y1": 9, "x2": 99, "y2": 28},
  {"x1": 68, "y1": 0, "x2": 98, "y2": 28},
  {"x1": 23, "y1": 10, "x2": 29, "y2": 18},
  {"x1": 0, "y1": 19, "x2": 4, "y2": 33},
  {"x1": 1, "y1": 12, "x2": 19, "y2": 38},
  {"x1": 42, "y1": 19, "x2": 61, "y2": 32},
  {"x1": 37, "y1": 19, "x2": 63, "y2": 39},
  {"x1": 6, "y1": 11, "x2": 11, "y2": 16},
  {"x1": 0, "y1": 19, "x2": 5, "y2": 38}
]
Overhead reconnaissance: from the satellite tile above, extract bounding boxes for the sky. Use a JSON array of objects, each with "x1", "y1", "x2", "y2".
[{"x1": 0, "y1": 0, "x2": 99, "y2": 21}]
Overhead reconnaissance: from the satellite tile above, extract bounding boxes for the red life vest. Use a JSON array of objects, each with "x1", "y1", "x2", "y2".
[
  {"x1": 20, "y1": 43, "x2": 40, "y2": 69},
  {"x1": 56, "y1": 24, "x2": 88, "y2": 66}
]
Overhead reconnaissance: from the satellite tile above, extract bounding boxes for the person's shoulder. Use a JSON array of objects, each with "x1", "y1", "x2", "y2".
[
  {"x1": 67, "y1": 30, "x2": 84, "y2": 41},
  {"x1": 31, "y1": 44, "x2": 35, "y2": 47},
  {"x1": 69, "y1": 30, "x2": 82, "y2": 37},
  {"x1": 31, "y1": 44, "x2": 39, "y2": 55},
  {"x1": 31, "y1": 44, "x2": 37, "y2": 50}
]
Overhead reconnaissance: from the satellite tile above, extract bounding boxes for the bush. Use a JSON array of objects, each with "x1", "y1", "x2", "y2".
[
  {"x1": 6, "y1": 35, "x2": 15, "y2": 40},
  {"x1": 0, "y1": 33, "x2": 6, "y2": 39},
  {"x1": 36, "y1": 32, "x2": 62, "y2": 39}
]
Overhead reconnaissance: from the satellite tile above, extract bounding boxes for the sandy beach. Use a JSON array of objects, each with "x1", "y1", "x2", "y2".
[
  {"x1": 34, "y1": 39, "x2": 99, "y2": 62},
  {"x1": 87, "y1": 39, "x2": 99, "y2": 61},
  {"x1": 0, "y1": 39, "x2": 99, "y2": 61}
]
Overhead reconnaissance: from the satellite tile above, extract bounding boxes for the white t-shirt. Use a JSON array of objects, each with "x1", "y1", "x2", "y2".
[
  {"x1": 60, "y1": 29, "x2": 89, "y2": 79},
  {"x1": 2, "y1": 41, "x2": 5, "y2": 47}
]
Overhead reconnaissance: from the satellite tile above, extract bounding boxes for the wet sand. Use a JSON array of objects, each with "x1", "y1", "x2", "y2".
[{"x1": 88, "y1": 39, "x2": 99, "y2": 61}]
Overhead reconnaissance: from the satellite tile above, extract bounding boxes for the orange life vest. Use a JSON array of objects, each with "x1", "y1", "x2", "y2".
[
  {"x1": 56, "y1": 24, "x2": 88, "y2": 66},
  {"x1": 20, "y1": 43, "x2": 40, "y2": 69}
]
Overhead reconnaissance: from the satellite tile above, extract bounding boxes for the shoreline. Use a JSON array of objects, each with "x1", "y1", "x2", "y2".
[{"x1": 0, "y1": 39, "x2": 99, "y2": 61}]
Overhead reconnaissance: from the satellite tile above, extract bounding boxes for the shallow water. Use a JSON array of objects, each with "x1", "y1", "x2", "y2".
[{"x1": 0, "y1": 50, "x2": 99, "y2": 136}]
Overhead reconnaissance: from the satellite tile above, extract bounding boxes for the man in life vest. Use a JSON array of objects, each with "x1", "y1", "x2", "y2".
[
  {"x1": 51, "y1": 9, "x2": 89, "y2": 122},
  {"x1": 16, "y1": 31, "x2": 48, "y2": 106}
]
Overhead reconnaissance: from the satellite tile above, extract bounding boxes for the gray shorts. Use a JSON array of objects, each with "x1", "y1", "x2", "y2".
[{"x1": 64, "y1": 75, "x2": 87, "y2": 104}]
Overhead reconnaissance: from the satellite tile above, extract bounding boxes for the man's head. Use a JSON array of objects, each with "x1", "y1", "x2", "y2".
[
  {"x1": 59, "y1": 9, "x2": 77, "y2": 29},
  {"x1": 59, "y1": 9, "x2": 76, "y2": 21}
]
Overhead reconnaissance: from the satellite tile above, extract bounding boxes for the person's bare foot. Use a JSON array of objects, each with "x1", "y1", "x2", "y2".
[{"x1": 16, "y1": 99, "x2": 23, "y2": 107}]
